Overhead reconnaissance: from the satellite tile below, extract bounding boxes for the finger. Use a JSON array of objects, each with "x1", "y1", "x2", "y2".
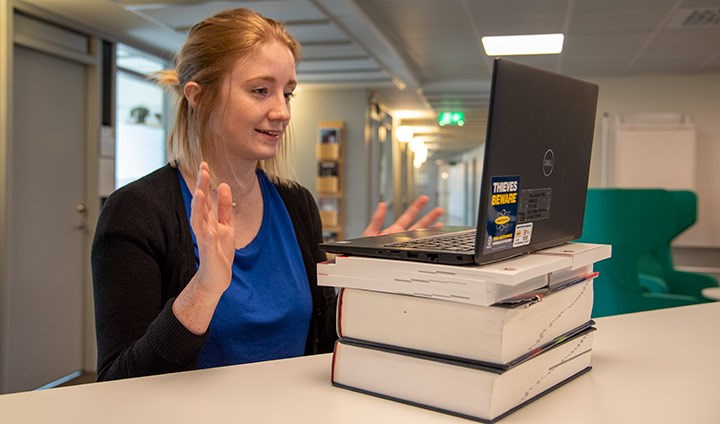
[
  {"x1": 378, "y1": 222, "x2": 406, "y2": 235},
  {"x1": 191, "y1": 162, "x2": 213, "y2": 230},
  {"x1": 195, "y1": 162, "x2": 208, "y2": 198},
  {"x1": 216, "y1": 183, "x2": 234, "y2": 227},
  {"x1": 408, "y1": 206, "x2": 444, "y2": 230},
  {"x1": 362, "y1": 202, "x2": 387, "y2": 237},
  {"x1": 196, "y1": 162, "x2": 219, "y2": 222},
  {"x1": 190, "y1": 187, "x2": 208, "y2": 234},
  {"x1": 195, "y1": 161, "x2": 210, "y2": 193},
  {"x1": 390, "y1": 195, "x2": 429, "y2": 230}
]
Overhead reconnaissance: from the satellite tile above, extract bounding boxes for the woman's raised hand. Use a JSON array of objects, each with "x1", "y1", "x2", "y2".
[
  {"x1": 190, "y1": 161, "x2": 236, "y2": 297},
  {"x1": 363, "y1": 195, "x2": 444, "y2": 237}
]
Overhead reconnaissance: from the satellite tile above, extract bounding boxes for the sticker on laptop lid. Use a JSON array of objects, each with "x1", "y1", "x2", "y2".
[
  {"x1": 518, "y1": 187, "x2": 552, "y2": 222},
  {"x1": 484, "y1": 176, "x2": 520, "y2": 253},
  {"x1": 513, "y1": 222, "x2": 533, "y2": 247}
]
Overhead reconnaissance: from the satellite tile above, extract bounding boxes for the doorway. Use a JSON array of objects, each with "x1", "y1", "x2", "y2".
[{"x1": 2, "y1": 32, "x2": 88, "y2": 394}]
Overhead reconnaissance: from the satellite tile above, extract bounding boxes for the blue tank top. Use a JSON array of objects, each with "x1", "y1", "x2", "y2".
[{"x1": 178, "y1": 169, "x2": 312, "y2": 368}]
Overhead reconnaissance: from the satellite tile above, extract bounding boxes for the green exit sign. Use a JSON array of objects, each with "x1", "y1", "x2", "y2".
[{"x1": 438, "y1": 111, "x2": 465, "y2": 126}]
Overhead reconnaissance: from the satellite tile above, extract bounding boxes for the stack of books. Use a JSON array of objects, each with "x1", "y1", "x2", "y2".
[{"x1": 319, "y1": 242, "x2": 611, "y2": 423}]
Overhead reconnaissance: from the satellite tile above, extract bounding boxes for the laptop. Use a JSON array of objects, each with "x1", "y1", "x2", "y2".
[{"x1": 320, "y1": 58, "x2": 599, "y2": 265}]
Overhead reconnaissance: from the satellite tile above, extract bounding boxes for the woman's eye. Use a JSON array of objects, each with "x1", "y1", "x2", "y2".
[
  {"x1": 284, "y1": 92, "x2": 296, "y2": 101},
  {"x1": 252, "y1": 87, "x2": 269, "y2": 96}
]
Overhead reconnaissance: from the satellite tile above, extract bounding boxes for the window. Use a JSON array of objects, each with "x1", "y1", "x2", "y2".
[{"x1": 114, "y1": 44, "x2": 168, "y2": 188}]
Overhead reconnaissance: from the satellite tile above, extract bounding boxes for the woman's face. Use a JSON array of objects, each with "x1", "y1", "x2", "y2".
[{"x1": 209, "y1": 38, "x2": 297, "y2": 163}]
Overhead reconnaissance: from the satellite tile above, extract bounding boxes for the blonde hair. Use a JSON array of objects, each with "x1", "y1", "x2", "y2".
[{"x1": 151, "y1": 8, "x2": 302, "y2": 183}]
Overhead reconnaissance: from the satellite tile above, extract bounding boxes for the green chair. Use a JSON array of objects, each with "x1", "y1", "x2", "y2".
[
  {"x1": 579, "y1": 188, "x2": 717, "y2": 317},
  {"x1": 636, "y1": 190, "x2": 718, "y2": 298}
]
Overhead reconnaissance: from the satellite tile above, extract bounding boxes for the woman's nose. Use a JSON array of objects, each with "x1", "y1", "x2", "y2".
[{"x1": 268, "y1": 94, "x2": 290, "y2": 121}]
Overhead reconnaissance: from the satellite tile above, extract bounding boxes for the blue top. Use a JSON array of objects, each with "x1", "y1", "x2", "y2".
[{"x1": 178, "y1": 169, "x2": 312, "y2": 368}]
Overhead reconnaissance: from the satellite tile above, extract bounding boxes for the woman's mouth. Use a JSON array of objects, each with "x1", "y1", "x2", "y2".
[{"x1": 256, "y1": 129, "x2": 281, "y2": 137}]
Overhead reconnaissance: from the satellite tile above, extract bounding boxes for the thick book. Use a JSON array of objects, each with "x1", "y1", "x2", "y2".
[
  {"x1": 319, "y1": 242, "x2": 610, "y2": 306},
  {"x1": 330, "y1": 250, "x2": 574, "y2": 284},
  {"x1": 337, "y1": 274, "x2": 596, "y2": 365},
  {"x1": 319, "y1": 268, "x2": 550, "y2": 306},
  {"x1": 331, "y1": 327, "x2": 595, "y2": 423}
]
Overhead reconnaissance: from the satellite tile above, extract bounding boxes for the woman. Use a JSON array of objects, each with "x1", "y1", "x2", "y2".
[{"x1": 92, "y1": 8, "x2": 442, "y2": 381}]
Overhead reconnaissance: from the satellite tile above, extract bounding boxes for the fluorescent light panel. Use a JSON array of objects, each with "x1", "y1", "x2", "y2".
[{"x1": 481, "y1": 33, "x2": 564, "y2": 56}]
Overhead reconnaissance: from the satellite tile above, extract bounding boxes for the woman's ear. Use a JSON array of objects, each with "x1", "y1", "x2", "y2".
[{"x1": 183, "y1": 81, "x2": 201, "y2": 109}]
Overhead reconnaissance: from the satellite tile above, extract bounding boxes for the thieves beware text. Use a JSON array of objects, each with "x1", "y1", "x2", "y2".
[{"x1": 484, "y1": 176, "x2": 520, "y2": 253}]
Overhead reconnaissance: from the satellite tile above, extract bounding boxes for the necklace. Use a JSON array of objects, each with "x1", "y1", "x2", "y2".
[
  {"x1": 208, "y1": 184, "x2": 238, "y2": 208},
  {"x1": 199, "y1": 159, "x2": 258, "y2": 211},
  {"x1": 209, "y1": 174, "x2": 260, "y2": 210}
]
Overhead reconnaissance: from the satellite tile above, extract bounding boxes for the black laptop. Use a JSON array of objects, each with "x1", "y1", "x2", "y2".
[{"x1": 320, "y1": 58, "x2": 599, "y2": 265}]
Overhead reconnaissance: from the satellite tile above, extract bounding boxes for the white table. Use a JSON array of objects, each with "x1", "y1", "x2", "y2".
[
  {"x1": 702, "y1": 287, "x2": 720, "y2": 301},
  {"x1": 1, "y1": 303, "x2": 718, "y2": 424}
]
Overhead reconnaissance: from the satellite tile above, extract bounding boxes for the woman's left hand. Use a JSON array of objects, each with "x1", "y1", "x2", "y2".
[{"x1": 363, "y1": 195, "x2": 444, "y2": 237}]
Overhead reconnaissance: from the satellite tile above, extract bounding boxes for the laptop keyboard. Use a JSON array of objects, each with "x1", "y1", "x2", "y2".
[{"x1": 384, "y1": 229, "x2": 476, "y2": 252}]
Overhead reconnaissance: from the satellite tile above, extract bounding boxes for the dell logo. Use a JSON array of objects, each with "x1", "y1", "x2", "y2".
[{"x1": 543, "y1": 149, "x2": 555, "y2": 176}]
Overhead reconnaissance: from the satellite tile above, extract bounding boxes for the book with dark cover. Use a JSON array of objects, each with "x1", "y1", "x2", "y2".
[{"x1": 331, "y1": 327, "x2": 595, "y2": 423}]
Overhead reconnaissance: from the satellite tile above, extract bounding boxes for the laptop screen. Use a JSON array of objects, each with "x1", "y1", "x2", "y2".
[{"x1": 475, "y1": 58, "x2": 599, "y2": 264}]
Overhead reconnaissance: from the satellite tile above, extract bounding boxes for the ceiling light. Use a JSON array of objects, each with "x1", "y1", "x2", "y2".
[
  {"x1": 409, "y1": 139, "x2": 425, "y2": 153},
  {"x1": 481, "y1": 33, "x2": 564, "y2": 56},
  {"x1": 397, "y1": 125, "x2": 414, "y2": 142},
  {"x1": 391, "y1": 76, "x2": 407, "y2": 91},
  {"x1": 413, "y1": 144, "x2": 428, "y2": 168}
]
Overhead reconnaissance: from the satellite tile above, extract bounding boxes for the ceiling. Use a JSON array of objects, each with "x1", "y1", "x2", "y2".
[{"x1": 19, "y1": 0, "x2": 720, "y2": 155}]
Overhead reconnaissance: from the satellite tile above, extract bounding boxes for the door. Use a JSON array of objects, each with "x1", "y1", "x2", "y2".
[{"x1": 4, "y1": 44, "x2": 86, "y2": 393}]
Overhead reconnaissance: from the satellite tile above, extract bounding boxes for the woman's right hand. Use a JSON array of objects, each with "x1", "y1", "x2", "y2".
[
  {"x1": 191, "y1": 161, "x2": 236, "y2": 297},
  {"x1": 172, "y1": 162, "x2": 235, "y2": 335}
]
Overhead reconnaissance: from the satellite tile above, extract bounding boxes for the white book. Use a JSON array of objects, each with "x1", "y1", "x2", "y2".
[
  {"x1": 319, "y1": 242, "x2": 609, "y2": 305},
  {"x1": 331, "y1": 252, "x2": 573, "y2": 286},
  {"x1": 533, "y1": 242, "x2": 612, "y2": 270},
  {"x1": 332, "y1": 328, "x2": 595, "y2": 423},
  {"x1": 337, "y1": 277, "x2": 595, "y2": 365},
  {"x1": 319, "y1": 269, "x2": 548, "y2": 306}
]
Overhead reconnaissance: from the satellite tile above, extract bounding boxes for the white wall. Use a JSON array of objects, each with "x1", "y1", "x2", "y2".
[
  {"x1": 587, "y1": 73, "x2": 720, "y2": 247},
  {"x1": 290, "y1": 87, "x2": 371, "y2": 239}
]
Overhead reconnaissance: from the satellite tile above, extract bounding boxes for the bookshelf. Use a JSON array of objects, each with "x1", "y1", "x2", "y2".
[{"x1": 316, "y1": 121, "x2": 345, "y2": 242}]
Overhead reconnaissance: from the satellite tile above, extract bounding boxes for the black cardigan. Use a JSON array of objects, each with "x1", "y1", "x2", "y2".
[{"x1": 92, "y1": 164, "x2": 337, "y2": 381}]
